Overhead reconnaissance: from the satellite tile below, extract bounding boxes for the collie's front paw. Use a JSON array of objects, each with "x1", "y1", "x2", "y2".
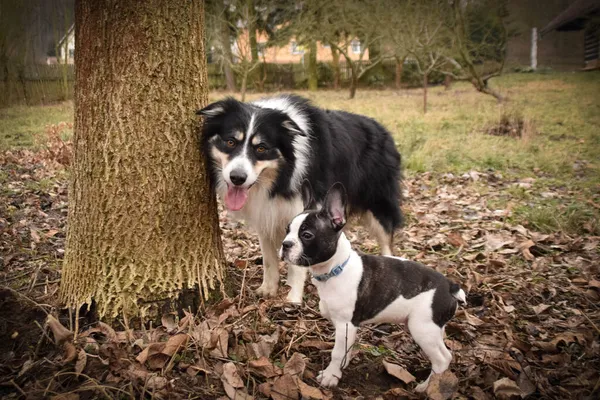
[
  {"x1": 317, "y1": 367, "x2": 341, "y2": 388},
  {"x1": 414, "y1": 376, "x2": 431, "y2": 393},
  {"x1": 255, "y1": 282, "x2": 277, "y2": 298}
]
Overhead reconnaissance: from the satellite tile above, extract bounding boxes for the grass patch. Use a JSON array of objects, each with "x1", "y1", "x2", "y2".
[
  {"x1": 513, "y1": 200, "x2": 600, "y2": 236},
  {"x1": 0, "y1": 101, "x2": 73, "y2": 150}
]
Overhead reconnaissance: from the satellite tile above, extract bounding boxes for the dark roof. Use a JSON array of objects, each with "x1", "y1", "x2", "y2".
[{"x1": 540, "y1": 0, "x2": 600, "y2": 36}]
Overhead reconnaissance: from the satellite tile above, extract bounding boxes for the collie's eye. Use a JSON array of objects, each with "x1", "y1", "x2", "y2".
[
  {"x1": 256, "y1": 145, "x2": 266, "y2": 153},
  {"x1": 301, "y1": 231, "x2": 314, "y2": 240},
  {"x1": 226, "y1": 139, "x2": 236, "y2": 148}
]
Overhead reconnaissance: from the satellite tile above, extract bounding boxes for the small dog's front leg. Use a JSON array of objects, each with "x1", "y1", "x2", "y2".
[
  {"x1": 317, "y1": 321, "x2": 357, "y2": 388},
  {"x1": 285, "y1": 264, "x2": 307, "y2": 304}
]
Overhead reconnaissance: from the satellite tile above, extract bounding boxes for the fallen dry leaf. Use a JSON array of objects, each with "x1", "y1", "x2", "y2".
[
  {"x1": 299, "y1": 340, "x2": 334, "y2": 350},
  {"x1": 531, "y1": 304, "x2": 551, "y2": 315},
  {"x1": 382, "y1": 360, "x2": 416, "y2": 384},
  {"x1": 271, "y1": 374, "x2": 299, "y2": 400},
  {"x1": 493, "y1": 377, "x2": 521, "y2": 399},
  {"x1": 162, "y1": 333, "x2": 189, "y2": 357},
  {"x1": 248, "y1": 356, "x2": 281, "y2": 378},
  {"x1": 161, "y1": 313, "x2": 178, "y2": 333},
  {"x1": 283, "y1": 352, "x2": 306, "y2": 377},
  {"x1": 74, "y1": 349, "x2": 87, "y2": 375},
  {"x1": 221, "y1": 362, "x2": 253, "y2": 400},
  {"x1": 46, "y1": 315, "x2": 73, "y2": 345},
  {"x1": 426, "y1": 370, "x2": 458, "y2": 400},
  {"x1": 136, "y1": 342, "x2": 166, "y2": 365},
  {"x1": 298, "y1": 379, "x2": 324, "y2": 399}
]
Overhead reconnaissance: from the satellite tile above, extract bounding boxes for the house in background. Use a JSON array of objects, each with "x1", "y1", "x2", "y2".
[
  {"x1": 47, "y1": 24, "x2": 75, "y2": 65},
  {"x1": 232, "y1": 29, "x2": 367, "y2": 64},
  {"x1": 540, "y1": 0, "x2": 600, "y2": 69}
]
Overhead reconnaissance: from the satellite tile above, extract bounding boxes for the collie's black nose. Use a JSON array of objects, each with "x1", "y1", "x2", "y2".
[
  {"x1": 230, "y1": 169, "x2": 247, "y2": 186},
  {"x1": 282, "y1": 241, "x2": 294, "y2": 250}
]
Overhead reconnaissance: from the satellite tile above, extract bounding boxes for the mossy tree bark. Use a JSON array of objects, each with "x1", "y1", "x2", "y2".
[{"x1": 60, "y1": 0, "x2": 225, "y2": 320}]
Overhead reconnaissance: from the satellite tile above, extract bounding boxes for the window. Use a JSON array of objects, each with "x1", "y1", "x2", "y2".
[
  {"x1": 257, "y1": 42, "x2": 266, "y2": 58},
  {"x1": 322, "y1": 43, "x2": 330, "y2": 49},
  {"x1": 351, "y1": 40, "x2": 361, "y2": 54},
  {"x1": 68, "y1": 49, "x2": 74, "y2": 58},
  {"x1": 291, "y1": 41, "x2": 304, "y2": 55}
]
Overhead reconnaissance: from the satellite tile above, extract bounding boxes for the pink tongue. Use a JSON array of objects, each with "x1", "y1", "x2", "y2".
[{"x1": 225, "y1": 186, "x2": 249, "y2": 211}]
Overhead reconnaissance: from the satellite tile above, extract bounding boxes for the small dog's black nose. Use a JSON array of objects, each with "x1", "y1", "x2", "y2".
[
  {"x1": 282, "y1": 240, "x2": 293, "y2": 250},
  {"x1": 230, "y1": 169, "x2": 247, "y2": 186}
]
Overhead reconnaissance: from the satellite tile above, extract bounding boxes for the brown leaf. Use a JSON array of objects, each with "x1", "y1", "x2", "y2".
[
  {"x1": 519, "y1": 240, "x2": 536, "y2": 260},
  {"x1": 146, "y1": 353, "x2": 170, "y2": 370},
  {"x1": 485, "y1": 233, "x2": 514, "y2": 252},
  {"x1": 492, "y1": 377, "x2": 521, "y2": 399},
  {"x1": 426, "y1": 370, "x2": 458, "y2": 400},
  {"x1": 299, "y1": 340, "x2": 334, "y2": 350},
  {"x1": 283, "y1": 352, "x2": 306, "y2": 377},
  {"x1": 222, "y1": 362, "x2": 244, "y2": 388},
  {"x1": 163, "y1": 333, "x2": 189, "y2": 357},
  {"x1": 258, "y1": 382, "x2": 272, "y2": 397},
  {"x1": 446, "y1": 232, "x2": 467, "y2": 247},
  {"x1": 516, "y1": 367, "x2": 536, "y2": 397},
  {"x1": 46, "y1": 315, "x2": 73, "y2": 345},
  {"x1": 271, "y1": 374, "x2": 299, "y2": 400},
  {"x1": 298, "y1": 379, "x2": 324, "y2": 399},
  {"x1": 30, "y1": 228, "x2": 41, "y2": 243},
  {"x1": 221, "y1": 362, "x2": 253, "y2": 400},
  {"x1": 210, "y1": 327, "x2": 229, "y2": 358},
  {"x1": 96, "y1": 322, "x2": 117, "y2": 342},
  {"x1": 461, "y1": 310, "x2": 485, "y2": 326},
  {"x1": 247, "y1": 330, "x2": 279, "y2": 358},
  {"x1": 146, "y1": 375, "x2": 168, "y2": 390},
  {"x1": 248, "y1": 356, "x2": 281, "y2": 378},
  {"x1": 531, "y1": 304, "x2": 551, "y2": 315},
  {"x1": 385, "y1": 387, "x2": 418, "y2": 399},
  {"x1": 63, "y1": 342, "x2": 78, "y2": 364},
  {"x1": 161, "y1": 313, "x2": 178, "y2": 333},
  {"x1": 75, "y1": 349, "x2": 87, "y2": 375},
  {"x1": 382, "y1": 360, "x2": 415, "y2": 384},
  {"x1": 136, "y1": 342, "x2": 166, "y2": 364},
  {"x1": 470, "y1": 386, "x2": 491, "y2": 400}
]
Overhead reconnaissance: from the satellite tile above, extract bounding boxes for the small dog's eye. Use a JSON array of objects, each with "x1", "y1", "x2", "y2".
[
  {"x1": 226, "y1": 139, "x2": 236, "y2": 148},
  {"x1": 256, "y1": 145, "x2": 266, "y2": 154},
  {"x1": 301, "y1": 231, "x2": 314, "y2": 240}
]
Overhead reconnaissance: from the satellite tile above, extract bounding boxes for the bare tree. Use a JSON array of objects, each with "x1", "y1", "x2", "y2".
[{"x1": 444, "y1": 0, "x2": 509, "y2": 102}]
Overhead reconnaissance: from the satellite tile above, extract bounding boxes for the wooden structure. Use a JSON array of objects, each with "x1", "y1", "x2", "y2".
[{"x1": 541, "y1": 0, "x2": 600, "y2": 70}]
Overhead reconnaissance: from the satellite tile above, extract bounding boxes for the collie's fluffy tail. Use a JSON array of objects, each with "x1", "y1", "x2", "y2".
[{"x1": 449, "y1": 282, "x2": 467, "y2": 305}]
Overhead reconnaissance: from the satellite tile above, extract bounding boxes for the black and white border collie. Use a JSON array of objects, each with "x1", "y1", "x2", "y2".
[
  {"x1": 197, "y1": 95, "x2": 402, "y2": 303},
  {"x1": 280, "y1": 182, "x2": 466, "y2": 390}
]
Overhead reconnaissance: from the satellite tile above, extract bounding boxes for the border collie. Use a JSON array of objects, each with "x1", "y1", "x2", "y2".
[
  {"x1": 280, "y1": 182, "x2": 466, "y2": 391},
  {"x1": 197, "y1": 95, "x2": 402, "y2": 303}
]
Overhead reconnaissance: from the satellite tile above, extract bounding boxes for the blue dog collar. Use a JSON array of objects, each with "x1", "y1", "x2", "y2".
[{"x1": 312, "y1": 256, "x2": 351, "y2": 282}]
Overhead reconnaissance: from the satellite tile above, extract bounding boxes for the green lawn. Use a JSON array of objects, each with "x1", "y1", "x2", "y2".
[{"x1": 2, "y1": 72, "x2": 599, "y2": 233}]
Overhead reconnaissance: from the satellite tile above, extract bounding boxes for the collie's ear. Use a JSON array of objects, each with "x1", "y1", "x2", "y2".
[
  {"x1": 323, "y1": 182, "x2": 347, "y2": 231},
  {"x1": 301, "y1": 180, "x2": 317, "y2": 210},
  {"x1": 282, "y1": 119, "x2": 305, "y2": 136},
  {"x1": 196, "y1": 98, "x2": 238, "y2": 118}
]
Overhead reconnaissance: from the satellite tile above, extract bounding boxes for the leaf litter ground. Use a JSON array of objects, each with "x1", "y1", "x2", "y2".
[{"x1": 1, "y1": 147, "x2": 599, "y2": 400}]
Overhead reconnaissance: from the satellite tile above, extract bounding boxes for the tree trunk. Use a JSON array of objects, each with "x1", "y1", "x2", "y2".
[
  {"x1": 308, "y1": 40, "x2": 318, "y2": 91},
  {"x1": 61, "y1": 0, "x2": 226, "y2": 320},
  {"x1": 220, "y1": 4, "x2": 237, "y2": 92},
  {"x1": 423, "y1": 73, "x2": 428, "y2": 113},
  {"x1": 395, "y1": 56, "x2": 404, "y2": 90},
  {"x1": 247, "y1": 0, "x2": 259, "y2": 63},
  {"x1": 241, "y1": 67, "x2": 248, "y2": 101},
  {"x1": 330, "y1": 44, "x2": 340, "y2": 90},
  {"x1": 349, "y1": 61, "x2": 358, "y2": 99}
]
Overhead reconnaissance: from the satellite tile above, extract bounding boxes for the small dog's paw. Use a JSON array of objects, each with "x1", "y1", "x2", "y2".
[
  {"x1": 255, "y1": 283, "x2": 277, "y2": 298},
  {"x1": 317, "y1": 368, "x2": 341, "y2": 388}
]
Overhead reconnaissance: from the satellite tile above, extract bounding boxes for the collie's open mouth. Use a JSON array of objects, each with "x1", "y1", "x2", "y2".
[{"x1": 224, "y1": 185, "x2": 249, "y2": 211}]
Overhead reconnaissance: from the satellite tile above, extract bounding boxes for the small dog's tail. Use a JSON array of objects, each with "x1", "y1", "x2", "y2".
[{"x1": 449, "y1": 282, "x2": 467, "y2": 305}]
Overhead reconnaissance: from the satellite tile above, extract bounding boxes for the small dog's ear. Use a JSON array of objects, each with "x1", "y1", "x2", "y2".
[
  {"x1": 323, "y1": 182, "x2": 347, "y2": 231},
  {"x1": 282, "y1": 119, "x2": 305, "y2": 136},
  {"x1": 301, "y1": 180, "x2": 317, "y2": 210}
]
